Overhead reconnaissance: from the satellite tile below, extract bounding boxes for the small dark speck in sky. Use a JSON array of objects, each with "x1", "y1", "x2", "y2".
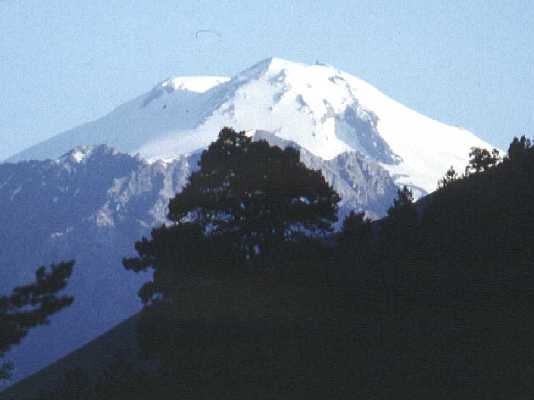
[{"x1": 195, "y1": 29, "x2": 222, "y2": 40}]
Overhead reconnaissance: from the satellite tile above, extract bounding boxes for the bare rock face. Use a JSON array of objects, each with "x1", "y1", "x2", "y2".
[
  {"x1": 252, "y1": 130, "x2": 398, "y2": 219},
  {"x1": 0, "y1": 146, "x2": 190, "y2": 384}
]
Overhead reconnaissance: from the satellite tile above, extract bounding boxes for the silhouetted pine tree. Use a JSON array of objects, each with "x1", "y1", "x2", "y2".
[
  {"x1": 507, "y1": 135, "x2": 532, "y2": 162},
  {"x1": 0, "y1": 261, "x2": 74, "y2": 380},
  {"x1": 124, "y1": 127, "x2": 340, "y2": 304},
  {"x1": 464, "y1": 147, "x2": 501, "y2": 175},
  {"x1": 437, "y1": 165, "x2": 459, "y2": 189},
  {"x1": 334, "y1": 211, "x2": 376, "y2": 288},
  {"x1": 167, "y1": 127, "x2": 339, "y2": 264}
]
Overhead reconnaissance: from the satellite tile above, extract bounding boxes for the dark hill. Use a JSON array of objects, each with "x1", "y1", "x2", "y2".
[
  {"x1": 4, "y1": 138, "x2": 534, "y2": 399},
  {"x1": 0, "y1": 315, "x2": 142, "y2": 399}
]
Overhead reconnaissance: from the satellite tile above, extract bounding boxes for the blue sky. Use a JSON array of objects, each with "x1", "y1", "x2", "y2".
[{"x1": 1, "y1": 0, "x2": 533, "y2": 160}]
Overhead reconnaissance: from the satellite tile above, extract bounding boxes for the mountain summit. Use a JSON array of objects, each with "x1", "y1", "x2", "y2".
[
  {"x1": 0, "y1": 58, "x2": 497, "y2": 385},
  {"x1": 8, "y1": 57, "x2": 492, "y2": 194}
]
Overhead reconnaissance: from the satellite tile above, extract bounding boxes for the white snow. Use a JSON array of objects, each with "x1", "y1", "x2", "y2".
[
  {"x1": 162, "y1": 76, "x2": 229, "y2": 93},
  {"x1": 70, "y1": 148, "x2": 91, "y2": 163},
  {"x1": 8, "y1": 57, "x2": 495, "y2": 194},
  {"x1": 58, "y1": 145, "x2": 97, "y2": 164}
]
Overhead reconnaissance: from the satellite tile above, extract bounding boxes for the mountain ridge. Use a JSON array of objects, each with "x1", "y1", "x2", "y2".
[{"x1": 7, "y1": 57, "x2": 494, "y2": 194}]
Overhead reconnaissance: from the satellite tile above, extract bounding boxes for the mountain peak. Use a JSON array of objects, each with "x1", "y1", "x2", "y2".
[
  {"x1": 234, "y1": 57, "x2": 308, "y2": 82},
  {"x1": 58, "y1": 144, "x2": 124, "y2": 166},
  {"x1": 8, "y1": 57, "x2": 494, "y2": 193},
  {"x1": 251, "y1": 56, "x2": 296, "y2": 71},
  {"x1": 59, "y1": 145, "x2": 98, "y2": 164}
]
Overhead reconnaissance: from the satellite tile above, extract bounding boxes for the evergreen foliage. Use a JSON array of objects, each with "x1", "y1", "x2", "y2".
[
  {"x1": 507, "y1": 135, "x2": 532, "y2": 162},
  {"x1": 0, "y1": 261, "x2": 74, "y2": 381},
  {"x1": 464, "y1": 146, "x2": 501, "y2": 175},
  {"x1": 340, "y1": 211, "x2": 372, "y2": 241},
  {"x1": 167, "y1": 127, "x2": 339, "y2": 258},
  {"x1": 50, "y1": 135, "x2": 534, "y2": 400},
  {"x1": 336, "y1": 137, "x2": 534, "y2": 295},
  {"x1": 437, "y1": 165, "x2": 459, "y2": 189},
  {"x1": 124, "y1": 127, "x2": 340, "y2": 304},
  {"x1": 385, "y1": 186, "x2": 416, "y2": 223},
  {"x1": 381, "y1": 186, "x2": 417, "y2": 257}
]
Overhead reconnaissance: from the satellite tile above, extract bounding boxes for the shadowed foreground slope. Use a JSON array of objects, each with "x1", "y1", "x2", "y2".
[
  {"x1": 4, "y1": 276, "x2": 534, "y2": 400},
  {"x1": 5, "y1": 136, "x2": 534, "y2": 399},
  {"x1": 0, "y1": 314, "x2": 142, "y2": 399}
]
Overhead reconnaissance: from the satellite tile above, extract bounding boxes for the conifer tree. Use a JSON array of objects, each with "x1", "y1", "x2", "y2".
[
  {"x1": 465, "y1": 147, "x2": 501, "y2": 175},
  {"x1": 0, "y1": 261, "x2": 74, "y2": 381},
  {"x1": 438, "y1": 166, "x2": 459, "y2": 189},
  {"x1": 124, "y1": 128, "x2": 340, "y2": 303},
  {"x1": 386, "y1": 186, "x2": 416, "y2": 224},
  {"x1": 168, "y1": 128, "x2": 340, "y2": 258},
  {"x1": 507, "y1": 135, "x2": 532, "y2": 162}
]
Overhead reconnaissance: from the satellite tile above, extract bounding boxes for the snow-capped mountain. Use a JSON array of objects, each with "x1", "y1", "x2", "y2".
[
  {"x1": 8, "y1": 57, "x2": 493, "y2": 195},
  {"x1": 1, "y1": 57, "x2": 495, "y2": 386}
]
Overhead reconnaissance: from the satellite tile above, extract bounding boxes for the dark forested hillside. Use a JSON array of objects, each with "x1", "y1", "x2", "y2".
[
  {"x1": 8, "y1": 134, "x2": 534, "y2": 400},
  {"x1": 0, "y1": 131, "x2": 398, "y2": 386},
  {"x1": 337, "y1": 136, "x2": 534, "y2": 300}
]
